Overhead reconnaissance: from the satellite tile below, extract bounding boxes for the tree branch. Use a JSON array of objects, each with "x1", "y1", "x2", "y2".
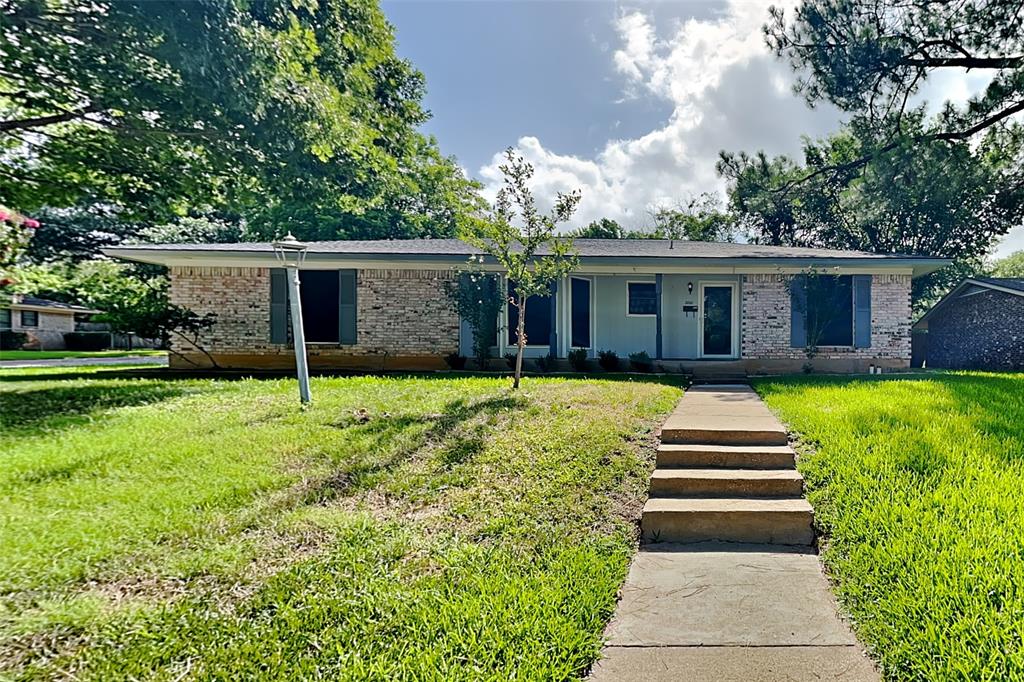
[{"x1": 0, "y1": 103, "x2": 102, "y2": 132}]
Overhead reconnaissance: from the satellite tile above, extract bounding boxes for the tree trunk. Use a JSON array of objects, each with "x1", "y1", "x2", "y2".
[{"x1": 513, "y1": 299, "x2": 526, "y2": 390}]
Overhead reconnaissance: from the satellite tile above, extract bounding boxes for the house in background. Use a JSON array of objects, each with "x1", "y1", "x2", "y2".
[
  {"x1": 0, "y1": 295, "x2": 101, "y2": 350},
  {"x1": 913, "y1": 277, "x2": 1024, "y2": 370},
  {"x1": 106, "y1": 239, "x2": 949, "y2": 375}
]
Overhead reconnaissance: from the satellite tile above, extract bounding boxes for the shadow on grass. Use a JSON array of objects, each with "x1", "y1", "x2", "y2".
[
  {"x1": 0, "y1": 382, "x2": 200, "y2": 433},
  {"x1": 302, "y1": 395, "x2": 527, "y2": 505}
]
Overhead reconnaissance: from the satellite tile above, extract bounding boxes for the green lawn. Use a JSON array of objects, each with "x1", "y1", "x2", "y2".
[
  {"x1": 753, "y1": 372, "x2": 1024, "y2": 680},
  {"x1": 0, "y1": 350, "x2": 166, "y2": 360},
  {"x1": 0, "y1": 366, "x2": 682, "y2": 680}
]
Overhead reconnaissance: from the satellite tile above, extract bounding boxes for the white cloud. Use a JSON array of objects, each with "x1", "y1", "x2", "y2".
[
  {"x1": 477, "y1": 0, "x2": 999, "y2": 236},
  {"x1": 479, "y1": 0, "x2": 838, "y2": 230}
]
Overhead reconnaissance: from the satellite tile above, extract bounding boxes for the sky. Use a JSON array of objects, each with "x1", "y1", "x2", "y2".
[{"x1": 382, "y1": 0, "x2": 1023, "y2": 258}]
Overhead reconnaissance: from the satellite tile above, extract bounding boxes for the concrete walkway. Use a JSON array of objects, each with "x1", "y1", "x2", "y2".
[
  {"x1": 591, "y1": 386, "x2": 878, "y2": 681},
  {"x1": 0, "y1": 354, "x2": 168, "y2": 369}
]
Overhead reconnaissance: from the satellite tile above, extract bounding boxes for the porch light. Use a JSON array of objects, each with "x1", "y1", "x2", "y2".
[
  {"x1": 272, "y1": 233, "x2": 312, "y2": 405},
  {"x1": 687, "y1": 281, "x2": 694, "y2": 295}
]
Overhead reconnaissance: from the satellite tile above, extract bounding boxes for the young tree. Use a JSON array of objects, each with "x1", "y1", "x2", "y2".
[{"x1": 461, "y1": 148, "x2": 580, "y2": 389}]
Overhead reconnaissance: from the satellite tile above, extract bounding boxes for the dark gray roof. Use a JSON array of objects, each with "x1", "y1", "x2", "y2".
[
  {"x1": 113, "y1": 237, "x2": 938, "y2": 261},
  {"x1": 14, "y1": 296, "x2": 97, "y2": 312},
  {"x1": 973, "y1": 277, "x2": 1024, "y2": 293}
]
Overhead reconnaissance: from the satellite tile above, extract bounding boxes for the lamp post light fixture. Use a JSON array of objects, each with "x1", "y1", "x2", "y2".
[{"x1": 272, "y1": 233, "x2": 311, "y2": 405}]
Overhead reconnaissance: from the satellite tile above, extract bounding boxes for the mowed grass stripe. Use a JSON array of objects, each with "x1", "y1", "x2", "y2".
[{"x1": 753, "y1": 372, "x2": 1024, "y2": 681}]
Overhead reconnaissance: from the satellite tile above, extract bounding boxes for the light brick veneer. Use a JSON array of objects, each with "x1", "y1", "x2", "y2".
[
  {"x1": 740, "y1": 274, "x2": 911, "y2": 363},
  {"x1": 168, "y1": 266, "x2": 459, "y2": 368}
]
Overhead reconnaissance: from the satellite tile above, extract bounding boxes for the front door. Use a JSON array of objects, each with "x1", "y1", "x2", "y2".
[{"x1": 700, "y1": 283, "x2": 736, "y2": 358}]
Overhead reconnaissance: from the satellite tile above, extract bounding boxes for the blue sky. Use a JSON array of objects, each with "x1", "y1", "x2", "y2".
[{"x1": 382, "y1": 0, "x2": 1022, "y2": 256}]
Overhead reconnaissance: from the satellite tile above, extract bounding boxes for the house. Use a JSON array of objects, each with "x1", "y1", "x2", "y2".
[
  {"x1": 913, "y1": 277, "x2": 1024, "y2": 370},
  {"x1": 0, "y1": 295, "x2": 101, "y2": 350},
  {"x1": 105, "y1": 239, "x2": 949, "y2": 374}
]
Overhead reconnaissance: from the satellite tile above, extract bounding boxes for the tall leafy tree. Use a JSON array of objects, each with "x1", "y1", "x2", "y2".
[
  {"x1": 767, "y1": 0, "x2": 1024, "y2": 166},
  {"x1": 989, "y1": 250, "x2": 1024, "y2": 278},
  {"x1": 0, "y1": 0, "x2": 481, "y2": 246},
  {"x1": 719, "y1": 116, "x2": 1024, "y2": 307}
]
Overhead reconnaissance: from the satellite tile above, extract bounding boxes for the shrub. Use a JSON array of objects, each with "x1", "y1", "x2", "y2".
[
  {"x1": 597, "y1": 350, "x2": 619, "y2": 371},
  {"x1": 444, "y1": 352, "x2": 467, "y2": 370},
  {"x1": 629, "y1": 350, "x2": 653, "y2": 372},
  {"x1": 535, "y1": 353, "x2": 555, "y2": 373},
  {"x1": 504, "y1": 352, "x2": 518, "y2": 369},
  {"x1": 63, "y1": 332, "x2": 110, "y2": 351},
  {"x1": 567, "y1": 348, "x2": 588, "y2": 372},
  {"x1": 0, "y1": 330, "x2": 28, "y2": 350}
]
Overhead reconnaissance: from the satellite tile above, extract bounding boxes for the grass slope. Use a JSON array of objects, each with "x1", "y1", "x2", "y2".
[
  {"x1": 754, "y1": 372, "x2": 1024, "y2": 680},
  {"x1": 1, "y1": 367, "x2": 682, "y2": 680}
]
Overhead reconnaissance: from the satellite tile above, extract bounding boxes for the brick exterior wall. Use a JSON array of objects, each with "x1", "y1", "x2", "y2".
[
  {"x1": 927, "y1": 289, "x2": 1024, "y2": 370},
  {"x1": 168, "y1": 266, "x2": 459, "y2": 367},
  {"x1": 740, "y1": 274, "x2": 911, "y2": 364}
]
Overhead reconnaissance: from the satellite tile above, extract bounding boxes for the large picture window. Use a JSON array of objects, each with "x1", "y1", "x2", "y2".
[
  {"x1": 627, "y1": 282, "x2": 657, "y2": 316},
  {"x1": 298, "y1": 270, "x2": 340, "y2": 343},
  {"x1": 807, "y1": 275, "x2": 853, "y2": 346},
  {"x1": 507, "y1": 282, "x2": 552, "y2": 347}
]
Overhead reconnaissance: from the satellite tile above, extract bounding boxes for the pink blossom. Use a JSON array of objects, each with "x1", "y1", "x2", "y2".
[
  {"x1": 23, "y1": 218, "x2": 40, "y2": 228},
  {"x1": 0, "y1": 211, "x2": 8, "y2": 222}
]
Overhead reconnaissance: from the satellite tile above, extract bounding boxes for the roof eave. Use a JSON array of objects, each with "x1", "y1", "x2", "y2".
[{"x1": 103, "y1": 246, "x2": 952, "y2": 276}]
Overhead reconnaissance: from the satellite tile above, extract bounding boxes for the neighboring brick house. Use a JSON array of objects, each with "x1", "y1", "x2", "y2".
[
  {"x1": 0, "y1": 296, "x2": 101, "y2": 350},
  {"x1": 913, "y1": 277, "x2": 1024, "y2": 370},
  {"x1": 105, "y1": 239, "x2": 948, "y2": 374}
]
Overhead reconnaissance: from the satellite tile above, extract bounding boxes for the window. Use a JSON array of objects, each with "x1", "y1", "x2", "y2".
[
  {"x1": 20, "y1": 310, "x2": 39, "y2": 327},
  {"x1": 0, "y1": 308, "x2": 10, "y2": 329},
  {"x1": 570, "y1": 277, "x2": 591, "y2": 348},
  {"x1": 281, "y1": 270, "x2": 356, "y2": 345},
  {"x1": 627, "y1": 282, "x2": 657, "y2": 316},
  {"x1": 507, "y1": 282, "x2": 552, "y2": 347},
  {"x1": 806, "y1": 275, "x2": 853, "y2": 346}
]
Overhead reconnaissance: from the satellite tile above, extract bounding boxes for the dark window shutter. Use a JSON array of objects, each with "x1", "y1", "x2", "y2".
[
  {"x1": 339, "y1": 269, "x2": 357, "y2": 345},
  {"x1": 270, "y1": 268, "x2": 288, "y2": 343},
  {"x1": 790, "y1": 275, "x2": 807, "y2": 348},
  {"x1": 854, "y1": 274, "x2": 872, "y2": 348}
]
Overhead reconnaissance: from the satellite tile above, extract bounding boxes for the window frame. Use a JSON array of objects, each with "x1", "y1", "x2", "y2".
[
  {"x1": 20, "y1": 309, "x2": 39, "y2": 328},
  {"x1": 0, "y1": 308, "x2": 11, "y2": 329},
  {"x1": 626, "y1": 280, "x2": 658, "y2": 317}
]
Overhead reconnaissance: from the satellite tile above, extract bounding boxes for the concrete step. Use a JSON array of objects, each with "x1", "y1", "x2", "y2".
[
  {"x1": 660, "y1": 416, "x2": 789, "y2": 446},
  {"x1": 641, "y1": 498, "x2": 814, "y2": 545},
  {"x1": 657, "y1": 444, "x2": 796, "y2": 469},
  {"x1": 649, "y1": 468, "x2": 803, "y2": 498}
]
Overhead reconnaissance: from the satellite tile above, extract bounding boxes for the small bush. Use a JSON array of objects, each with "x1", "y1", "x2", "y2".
[
  {"x1": 629, "y1": 351, "x2": 653, "y2": 373},
  {"x1": 1, "y1": 330, "x2": 28, "y2": 350},
  {"x1": 535, "y1": 353, "x2": 555, "y2": 373},
  {"x1": 63, "y1": 332, "x2": 110, "y2": 351},
  {"x1": 567, "y1": 349, "x2": 589, "y2": 372},
  {"x1": 504, "y1": 352, "x2": 518, "y2": 369},
  {"x1": 444, "y1": 352, "x2": 467, "y2": 370},
  {"x1": 597, "y1": 350, "x2": 619, "y2": 371}
]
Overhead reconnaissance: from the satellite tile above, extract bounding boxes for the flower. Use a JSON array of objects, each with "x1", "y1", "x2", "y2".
[
  {"x1": 23, "y1": 218, "x2": 40, "y2": 228},
  {"x1": 0, "y1": 211, "x2": 8, "y2": 222}
]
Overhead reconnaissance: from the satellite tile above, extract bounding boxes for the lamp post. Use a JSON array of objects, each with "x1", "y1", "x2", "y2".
[{"x1": 272, "y1": 233, "x2": 311, "y2": 404}]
